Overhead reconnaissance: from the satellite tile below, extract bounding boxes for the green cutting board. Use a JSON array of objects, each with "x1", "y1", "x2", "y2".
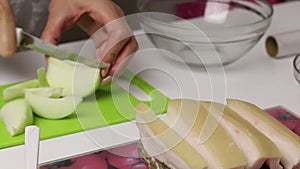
[{"x1": 0, "y1": 71, "x2": 169, "y2": 149}]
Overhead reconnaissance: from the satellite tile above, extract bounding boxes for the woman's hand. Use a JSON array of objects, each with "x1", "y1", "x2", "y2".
[
  {"x1": 41, "y1": 0, "x2": 138, "y2": 85},
  {"x1": 0, "y1": 0, "x2": 17, "y2": 57}
]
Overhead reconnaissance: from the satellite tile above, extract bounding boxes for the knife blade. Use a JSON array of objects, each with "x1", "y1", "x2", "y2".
[{"x1": 16, "y1": 27, "x2": 110, "y2": 69}]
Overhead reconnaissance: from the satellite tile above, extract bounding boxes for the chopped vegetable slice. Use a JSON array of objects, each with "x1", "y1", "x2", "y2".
[
  {"x1": 25, "y1": 90, "x2": 82, "y2": 119},
  {"x1": 0, "y1": 98, "x2": 33, "y2": 136},
  {"x1": 3, "y1": 79, "x2": 38, "y2": 101},
  {"x1": 46, "y1": 58, "x2": 100, "y2": 98}
]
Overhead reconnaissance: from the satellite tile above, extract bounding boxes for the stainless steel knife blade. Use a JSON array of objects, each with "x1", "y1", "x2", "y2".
[{"x1": 16, "y1": 28, "x2": 110, "y2": 69}]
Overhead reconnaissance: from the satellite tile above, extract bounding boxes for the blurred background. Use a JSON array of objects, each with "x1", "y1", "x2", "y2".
[
  {"x1": 60, "y1": 0, "x2": 290, "y2": 43},
  {"x1": 60, "y1": 0, "x2": 139, "y2": 43}
]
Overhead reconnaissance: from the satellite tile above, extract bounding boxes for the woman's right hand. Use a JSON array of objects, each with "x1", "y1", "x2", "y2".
[{"x1": 0, "y1": 0, "x2": 17, "y2": 57}]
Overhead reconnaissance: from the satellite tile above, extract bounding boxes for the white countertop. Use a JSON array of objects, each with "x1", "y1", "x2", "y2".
[{"x1": 1, "y1": 1, "x2": 300, "y2": 168}]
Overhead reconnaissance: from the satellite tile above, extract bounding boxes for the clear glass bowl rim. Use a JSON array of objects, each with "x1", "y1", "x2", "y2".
[
  {"x1": 137, "y1": 0, "x2": 274, "y2": 32},
  {"x1": 294, "y1": 54, "x2": 300, "y2": 75}
]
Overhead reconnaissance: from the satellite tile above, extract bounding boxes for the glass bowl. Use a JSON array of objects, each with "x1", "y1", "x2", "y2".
[
  {"x1": 293, "y1": 54, "x2": 300, "y2": 83},
  {"x1": 137, "y1": 0, "x2": 273, "y2": 67}
]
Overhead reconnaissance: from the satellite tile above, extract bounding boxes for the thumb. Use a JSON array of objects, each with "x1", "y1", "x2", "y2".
[{"x1": 0, "y1": 0, "x2": 16, "y2": 57}]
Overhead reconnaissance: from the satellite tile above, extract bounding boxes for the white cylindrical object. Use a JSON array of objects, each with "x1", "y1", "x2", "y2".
[
  {"x1": 25, "y1": 126, "x2": 40, "y2": 169},
  {"x1": 266, "y1": 30, "x2": 300, "y2": 58}
]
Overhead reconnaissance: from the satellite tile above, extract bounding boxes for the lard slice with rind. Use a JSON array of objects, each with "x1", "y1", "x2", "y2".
[
  {"x1": 135, "y1": 103, "x2": 208, "y2": 169},
  {"x1": 201, "y1": 101, "x2": 282, "y2": 169},
  {"x1": 165, "y1": 99, "x2": 247, "y2": 169},
  {"x1": 227, "y1": 99, "x2": 300, "y2": 169}
]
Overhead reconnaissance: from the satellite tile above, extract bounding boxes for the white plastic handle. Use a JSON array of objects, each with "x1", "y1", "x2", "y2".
[
  {"x1": 15, "y1": 27, "x2": 23, "y2": 47},
  {"x1": 25, "y1": 125, "x2": 40, "y2": 169}
]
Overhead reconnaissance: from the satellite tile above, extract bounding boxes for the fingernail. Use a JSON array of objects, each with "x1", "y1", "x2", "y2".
[
  {"x1": 101, "y1": 68, "x2": 110, "y2": 78},
  {"x1": 101, "y1": 76, "x2": 112, "y2": 86}
]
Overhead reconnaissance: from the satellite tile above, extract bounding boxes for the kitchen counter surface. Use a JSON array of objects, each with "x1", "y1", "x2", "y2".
[{"x1": 0, "y1": 1, "x2": 300, "y2": 168}]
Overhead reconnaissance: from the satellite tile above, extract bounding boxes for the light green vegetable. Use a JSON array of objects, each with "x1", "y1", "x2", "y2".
[
  {"x1": 25, "y1": 90, "x2": 82, "y2": 119},
  {"x1": 37, "y1": 67, "x2": 49, "y2": 87},
  {"x1": 25, "y1": 87, "x2": 62, "y2": 98},
  {"x1": 0, "y1": 98, "x2": 33, "y2": 136},
  {"x1": 46, "y1": 58, "x2": 100, "y2": 98},
  {"x1": 3, "y1": 79, "x2": 39, "y2": 101}
]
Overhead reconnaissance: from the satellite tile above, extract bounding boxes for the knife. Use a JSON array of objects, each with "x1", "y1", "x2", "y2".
[{"x1": 16, "y1": 27, "x2": 110, "y2": 69}]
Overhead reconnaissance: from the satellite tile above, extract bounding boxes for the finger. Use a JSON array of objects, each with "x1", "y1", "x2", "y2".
[
  {"x1": 77, "y1": 14, "x2": 101, "y2": 36},
  {"x1": 97, "y1": 37, "x2": 129, "y2": 77},
  {"x1": 77, "y1": 1, "x2": 125, "y2": 48},
  {"x1": 108, "y1": 37, "x2": 138, "y2": 77},
  {"x1": 101, "y1": 75, "x2": 112, "y2": 86},
  {"x1": 88, "y1": 1, "x2": 124, "y2": 25},
  {"x1": 0, "y1": 0, "x2": 16, "y2": 57},
  {"x1": 78, "y1": 15, "x2": 110, "y2": 51},
  {"x1": 40, "y1": 15, "x2": 65, "y2": 61},
  {"x1": 40, "y1": 16, "x2": 64, "y2": 45},
  {"x1": 94, "y1": 19, "x2": 133, "y2": 72},
  {"x1": 96, "y1": 35, "x2": 129, "y2": 62},
  {"x1": 40, "y1": 8, "x2": 76, "y2": 44},
  {"x1": 79, "y1": 1, "x2": 136, "y2": 79},
  {"x1": 88, "y1": 2, "x2": 133, "y2": 62}
]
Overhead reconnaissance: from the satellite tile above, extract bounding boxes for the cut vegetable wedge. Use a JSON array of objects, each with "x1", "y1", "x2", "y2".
[
  {"x1": 201, "y1": 101, "x2": 282, "y2": 169},
  {"x1": 25, "y1": 87, "x2": 62, "y2": 98},
  {"x1": 3, "y1": 79, "x2": 39, "y2": 101},
  {"x1": 37, "y1": 67, "x2": 49, "y2": 87},
  {"x1": 227, "y1": 99, "x2": 300, "y2": 169},
  {"x1": 0, "y1": 99, "x2": 33, "y2": 136},
  {"x1": 46, "y1": 58, "x2": 100, "y2": 98},
  {"x1": 135, "y1": 103, "x2": 208, "y2": 169},
  {"x1": 166, "y1": 99, "x2": 247, "y2": 169},
  {"x1": 25, "y1": 91, "x2": 82, "y2": 119}
]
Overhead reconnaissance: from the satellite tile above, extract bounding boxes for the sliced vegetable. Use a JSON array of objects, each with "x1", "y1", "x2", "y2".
[
  {"x1": 25, "y1": 90, "x2": 82, "y2": 119},
  {"x1": 46, "y1": 58, "x2": 100, "y2": 98},
  {"x1": 37, "y1": 67, "x2": 49, "y2": 87},
  {"x1": 135, "y1": 103, "x2": 208, "y2": 169},
  {"x1": 3, "y1": 79, "x2": 39, "y2": 101},
  {"x1": 227, "y1": 99, "x2": 300, "y2": 169},
  {"x1": 0, "y1": 98, "x2": 33, "y2": 136},
  {"x1": 25, "y1": 87, "x2": 62, "y2": 98},
  {"x1": 166, "y1": 99, "x2": 247, "y2": 169}
]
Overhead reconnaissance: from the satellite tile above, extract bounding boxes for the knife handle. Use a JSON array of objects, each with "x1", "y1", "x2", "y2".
[{"x1": 15, "y1": 27, "x2": 24, "y2": 47}]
